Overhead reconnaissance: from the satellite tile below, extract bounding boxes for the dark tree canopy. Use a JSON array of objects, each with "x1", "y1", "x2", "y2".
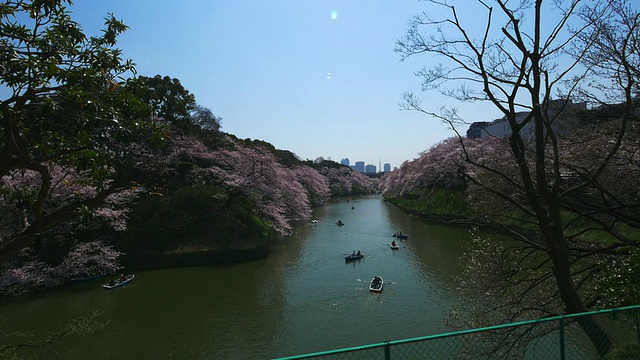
[
  {"x1": 0, "y1": 0, "x2": 157, "y2": 262},
  {"x1": 191, "y1": 104, "x2": 222, "y2": 132},
  {"x1": 127, "y1": 75, "x2": 195, "y2": 130},
  {"x1": 127, "y1": 75, "x2": 222, "y2": 135}
]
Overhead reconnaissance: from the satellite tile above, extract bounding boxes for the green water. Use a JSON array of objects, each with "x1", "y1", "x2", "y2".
[{"x1": 0, "y1": 196, "x2": 477, "y2": 359}]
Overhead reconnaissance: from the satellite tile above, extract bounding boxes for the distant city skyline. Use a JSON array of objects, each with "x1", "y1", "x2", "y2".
[{"x1": 341, "y1": 158, "x2": 394, "y2": 173}]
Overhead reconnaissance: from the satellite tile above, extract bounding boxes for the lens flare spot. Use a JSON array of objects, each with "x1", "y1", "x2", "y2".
[
  {"x1": 326, "y1": 72, "x2": 331, "y2": 80},
  {"x1": 330, "y1": 10, "x2": 338, "y2": 20}
]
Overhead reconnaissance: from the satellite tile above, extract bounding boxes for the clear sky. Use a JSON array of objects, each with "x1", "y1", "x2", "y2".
[{"x1": 66, "y1": 1, "x2": 503, "y2": 168}]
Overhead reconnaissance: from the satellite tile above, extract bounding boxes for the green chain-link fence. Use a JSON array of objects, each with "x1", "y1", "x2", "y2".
[{"x1": 275, "y1": 305, "x2": 640, "y2": 360}]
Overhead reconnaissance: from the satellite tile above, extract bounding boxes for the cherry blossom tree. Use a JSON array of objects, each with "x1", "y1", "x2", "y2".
[
  {"x1": 0, "y1": 163, "x2": 134, "y2": 294},
  {"x1": 291, "y1": 166, "x2": 331, "y2": 206},
  {"x1": 320, "y1": 167, "x2": 377, "y2": 197},
  {"x1": 0, "y1": 164, "x2": 142, "y2": 238},
  {"x1": 349, "y1": 170, "x2": 378, "y2": 194},
  {"x1": 162, "y1": 134, "x2": 370, "y2": 235},
  {"x1": 320, "y1": 167, "x2": 352, "y2": 196},
  {"x1": 0, "y1": 257, "x2": 58, "y2": 296},
  {"x1": 382, "y1": 137, "x2": 466, "y2": 197},
  {"x1": 207, "y1": 143, "x2": 312, "y2": 234},
  {"x1": 165, "y1": 135, "x2": 318, "y2": 235},
  {"x1": 0, "y1": 240, "x2": 122, "y2": 296},
  {"x1": 55, "y1": 241, "x2": 123, "y2": 280}
]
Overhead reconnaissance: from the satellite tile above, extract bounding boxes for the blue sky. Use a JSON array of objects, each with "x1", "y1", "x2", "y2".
[{"x1": 66, "y1": 1, "x2": 502, "y2": 168}]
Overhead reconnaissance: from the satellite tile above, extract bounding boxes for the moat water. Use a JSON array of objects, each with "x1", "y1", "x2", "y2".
[{"x1": 0, "y1": 196, "x2": 483, "y2": 359}]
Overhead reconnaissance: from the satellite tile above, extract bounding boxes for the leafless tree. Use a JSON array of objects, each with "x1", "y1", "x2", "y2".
[{"x1": 396, "y1": 0, "x2": 639, "y2": 356}]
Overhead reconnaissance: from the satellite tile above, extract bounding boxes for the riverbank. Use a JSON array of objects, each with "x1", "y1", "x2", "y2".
[
  {"x1": 383, "y1": 188, "x2": 477, "y2": 225},
  {"x1": 383, "y1": 189, "x2": 539, "y2": 238}
]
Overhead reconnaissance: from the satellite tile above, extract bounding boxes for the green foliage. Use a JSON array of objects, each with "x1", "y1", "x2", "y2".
[
  {"x1": 388, "y1": 188, "x2": 470, "y2": 218},
  {"x1": 121, "y1": 185, "x2": 269, "y2": 255},
  {"x1": 125, "y1": 75, "x2": 223, "y2": 139},
  {"x1": 0, "y1": 0, "x2": 168, "y2": 261},
  {"x1": 300, "y1": 158, "x2": 350, "y2": 170},
  {"x1": 1, "y1": 0, "x2": 140, "y2": 176},
  {"x1": 603, "y1": 343, "x2": 640, "y2": 360},
  {"x1": 272, "y1": 149, "x2": 301, "y2": 167},
  {"x1": 125, "y1": 75, "x2": 196, "y2": 130},
  {"x1": 318, "y1": 160, "x2": 347, "y2": 169}
]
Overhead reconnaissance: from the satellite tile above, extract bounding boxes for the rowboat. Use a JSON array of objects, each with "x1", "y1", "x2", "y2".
[
  {"x1": 345, "y1": 253, "x2": 364, "y2": 261},
  {"x1": 390, "y1": 242, "x2": 399, "y2": 250},
  {"x1": 369, "y1": 276, "x2": 383, "y2": 292},
  {"x1": 103, "y1": 274, "x2": 135, "y2": 289},
  {"x1": 393, "y1": 232, "x2": 408, "y2": 239}
]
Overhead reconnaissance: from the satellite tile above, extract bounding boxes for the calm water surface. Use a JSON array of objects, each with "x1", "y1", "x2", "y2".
[{"x1": 0, "y1": 196, "x2": 478, "y2": 359}]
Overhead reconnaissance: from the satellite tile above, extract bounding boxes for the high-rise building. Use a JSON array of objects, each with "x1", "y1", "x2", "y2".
[
  {"x1": 340, "y1": 158, "x2": 350, "y2": 166},
  {"x1": 383, "y1": 163, "x2": 391, "y2": 172},
  {"x1": 365, "y1": 164, "x2": 376, "y2": 173},
  {"x1": 354, "y1": 161, "x2": 365, "y2": 173}
]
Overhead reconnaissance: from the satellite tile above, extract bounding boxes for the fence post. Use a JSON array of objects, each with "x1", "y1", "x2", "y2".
[
  {"x1": 384, "y1": 340, "x2": 391, "y2": 360},
  {"x1": 559, "y1": 316, "x2": 566, "y2": 360}
]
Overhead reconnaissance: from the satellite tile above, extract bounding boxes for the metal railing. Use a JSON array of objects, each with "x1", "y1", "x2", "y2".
[{"x1": 275, "y1": 305, "x2": 640, "y2": 359}]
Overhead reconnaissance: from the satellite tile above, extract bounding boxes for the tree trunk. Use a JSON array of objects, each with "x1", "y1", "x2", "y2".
[{"x1": 547, "y1": 234, "x2": 616, "y2": 356}]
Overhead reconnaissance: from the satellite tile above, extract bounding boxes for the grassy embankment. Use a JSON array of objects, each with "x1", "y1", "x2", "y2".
[
  {"x1": 385, "y1": 187, "x2": 640, "y2": 246},
  {"x1": 385, "y1": 188, "x2": 471, "y2": 222}
]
